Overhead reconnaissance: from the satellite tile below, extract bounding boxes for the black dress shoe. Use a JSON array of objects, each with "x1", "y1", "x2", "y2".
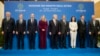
[
  {"x1": 95, "y1": 47, "x2": 98, "y2": 48},
  {"x1": 64, "y1": 47, "x2": 67, "y2": 49}
]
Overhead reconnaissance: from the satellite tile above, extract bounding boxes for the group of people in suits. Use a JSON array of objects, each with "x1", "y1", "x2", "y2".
[{"x1": 1, "y1": 11, "x2": 100, "y2": 50}]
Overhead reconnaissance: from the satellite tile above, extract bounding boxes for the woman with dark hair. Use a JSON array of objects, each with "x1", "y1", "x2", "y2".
[
  {"x1": 38, "y1": 15, "x2": 48, "y2": 49},
  {"x1": 69, "y1": 16, "x2": 78, "y2": 48}
]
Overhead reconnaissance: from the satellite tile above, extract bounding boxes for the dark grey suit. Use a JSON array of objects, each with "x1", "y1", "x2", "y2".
[
  {"x1": 59, "y1": 20, "x2": 69, "y2": 48},
  {"x1": 2, "y1": 18, "x2": 15, "y2": 49},
  {"x1": 89, "y1": 20, "x2": 99, "y2": 48},
  {"x1": 16, "y1": 19, "x2": 26, "y2": 49},
  {"x1": 49, "y1": 20, "x2": 60, "y2": 49},
  {"x1": 27, "y1": 19, "x2": 37, "y2": 49},
  {"x1": 78, "y1": 20, "x2": 86, "y2": 48}
]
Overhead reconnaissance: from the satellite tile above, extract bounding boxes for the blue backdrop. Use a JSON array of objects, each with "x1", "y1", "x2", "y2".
[{"x1": 4, "y1": 1, "x2": 94, "y2": 49}]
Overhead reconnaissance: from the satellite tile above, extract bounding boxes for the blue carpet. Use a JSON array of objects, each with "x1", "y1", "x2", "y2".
[
  {"x1": 0, "y1": 48, "x2": 100, "y2": 56},
  {"x1": 0, "y1": 34, "x2": 100, "y2": 56}
]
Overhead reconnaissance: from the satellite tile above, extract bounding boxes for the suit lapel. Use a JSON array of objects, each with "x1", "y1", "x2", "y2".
[
  {"x1": 81, "y1": 20, "x2": 84, "y2": 25},
  {"x1": 91, "y1": 20, "x2": 95, "y2": 26},
  {"x1": 52, "y1": 20, "x2": 56, "y2": 26}
]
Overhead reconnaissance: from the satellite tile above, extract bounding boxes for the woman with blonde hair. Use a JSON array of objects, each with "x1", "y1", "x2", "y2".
[{"x1": 38, "y1": 15, "x2": 48, "y2": 49}]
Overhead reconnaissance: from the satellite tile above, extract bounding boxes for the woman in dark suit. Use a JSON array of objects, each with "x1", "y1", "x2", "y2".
[{"x1": 39, "y1": 15, "x2": 48, "y2": 49}]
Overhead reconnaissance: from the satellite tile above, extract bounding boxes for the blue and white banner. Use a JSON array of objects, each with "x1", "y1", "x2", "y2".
[{"x1": 5, "y1": 2, "x2": 94, "y2": 22}]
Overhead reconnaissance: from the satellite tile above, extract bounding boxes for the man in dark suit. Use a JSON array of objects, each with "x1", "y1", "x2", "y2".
[
  {"x1": 89, "y1": 15, "x2": 99, "y2": 48},
  {"x1": 49, "y1": 14, "x2": 60, "y2": 49},
  {"x1": 27, "y1": 13, "x2": 37, "y2": 49},
  {"x1": 59, "y1": 15, "x2": 69, "y2": 48},
  {"x1": 2, "y1": 12, "x2": 15, "y2": 50},
  {"x1": 78, "y1": 15, "x2": 86, "y2": 48},
  {"x1": 16, "y1": 14, "x2": 26, "y2": 49}
]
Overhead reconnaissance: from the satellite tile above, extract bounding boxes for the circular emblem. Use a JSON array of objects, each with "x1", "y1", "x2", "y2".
[
  {"x1": 78, "y1": 4, "x2": 84, "y2": 10},
  {"x1": 18, "y1": 3, "x2": 23, "y2": 10}
]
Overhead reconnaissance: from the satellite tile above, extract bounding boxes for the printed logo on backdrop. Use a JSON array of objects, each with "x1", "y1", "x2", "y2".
[
  {"x1": 15, "y1": 3, "x2": 26, "y2": 12},
  {"x1": 76, "y1": 4, "x2": 86, "y2": 13},
  {"x1": 18, "y1": 3, "x2": 23, "y2": 10},
  {"x1": 79, "y1": 4, "x2": 84, "y2": 10}
]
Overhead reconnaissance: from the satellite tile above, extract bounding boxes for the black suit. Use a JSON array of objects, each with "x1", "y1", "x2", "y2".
[
  {"x1": 59, "y1": 20, "x2": 69, "y2": 48},
  {"x1": 49, "y1": 20, "x2": 60, "y2": 49},
  {"x1": 2, "y1": 18, "x2": 15, "y2": 49},
  {"x1": 89, "y1": 20, "x2": 99, "y2": 48},
  {"x1": 27, "y1": 19, "x2": 37, "y2": 49},
  {"x1": 16, "y1": 19, "x2": 26, "y2": 49},
  {"x1": 78, "y1": 20, "x2": 86, "y2": 48}
]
